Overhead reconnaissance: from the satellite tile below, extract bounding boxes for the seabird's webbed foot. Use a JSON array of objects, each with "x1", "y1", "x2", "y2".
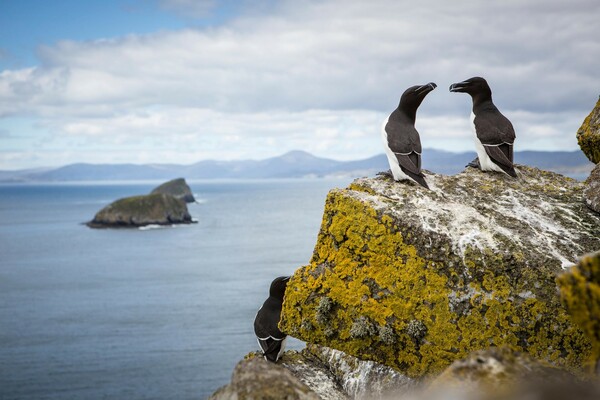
[
  {"x1": 466, "y1": 158, "x2": 481, "y2": 169},
  {"x1": 376, "y1": 170, "x2": 394, "y2": 179}
]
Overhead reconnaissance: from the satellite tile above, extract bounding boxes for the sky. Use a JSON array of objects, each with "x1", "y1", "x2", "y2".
[{"x1": 0, "y1": 0, "x2": 599, "y2": 170}]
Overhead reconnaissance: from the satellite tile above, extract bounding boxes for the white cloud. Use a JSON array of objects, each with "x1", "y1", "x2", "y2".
[{"x1": 0, "y1": 0, "x2": 599, "y2": 168}]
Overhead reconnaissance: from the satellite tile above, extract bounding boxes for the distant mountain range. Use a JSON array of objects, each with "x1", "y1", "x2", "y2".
[{"x1": 0, "y1": 149, "x2": 594, "y2": 182}]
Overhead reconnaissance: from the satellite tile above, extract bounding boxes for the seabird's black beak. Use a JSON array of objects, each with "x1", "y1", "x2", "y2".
[
  {"x1": 449, "y1": 81, "x2": 469, "y2": 92},
  {"x1": 415, "y1": 82, "x2": 437, "y2": 94}
]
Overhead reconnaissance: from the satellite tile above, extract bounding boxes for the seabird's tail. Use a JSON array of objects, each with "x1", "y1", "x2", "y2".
[
  {"x1": 500, "y1": 164, "x2": 518, "y2": 178},
  {"x1": 402, "y1": 168, "x2": 430, "y2": 189}
]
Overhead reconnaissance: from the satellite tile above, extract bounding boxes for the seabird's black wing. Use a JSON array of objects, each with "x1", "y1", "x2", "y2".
[
  {"x1": 473, "y1": 109, "x2": 515, "y2": 146},
  {"x1": 385, "y1": 119, "x2": 423, "y2": 155},
  {"x1": 395, "y1": 154, "x2": 429, "y2": 189},
  {"x1": 484, "y1": 145, "x2": 517, "y2": 177},
  {"x1": 254, "y1": 297, "x2": 286, "y2": 361},
  {"x1": 385, "y1": 119, "x2": 428, "y2": 188},
  {"x1": 474, "y1": 110, "x2": 517, "y2": 177}
]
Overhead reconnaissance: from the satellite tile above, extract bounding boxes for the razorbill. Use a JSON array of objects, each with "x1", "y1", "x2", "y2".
[
  {"x1": 253, "y1": 276, "x2": 290, "y2": 362},
  {"x1": 449, "y1": 77, "x2": 517, "y2": 177},
  {"x1": 382, "y1": 83, "x2": 436, "y2": 189}
]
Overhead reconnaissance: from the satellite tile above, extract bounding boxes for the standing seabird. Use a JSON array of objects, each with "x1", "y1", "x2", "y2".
[
  {"x1": 253, "y1": 276, "x2": 290, "y2": 362},
  {"x1": 449, "y1": 77, "x2": 517, "y2": 177},
  {"x1": 382, "y1": 83, "x2": 437, "y2": 189}
]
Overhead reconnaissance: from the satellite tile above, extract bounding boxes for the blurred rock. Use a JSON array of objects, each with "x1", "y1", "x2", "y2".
[{"x1": 577, "y1": 96, "x2": 600, "y2": 164}]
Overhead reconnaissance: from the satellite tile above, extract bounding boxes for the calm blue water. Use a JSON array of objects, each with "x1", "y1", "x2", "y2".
[{"x1": 0, "y1": 179, "x2": 352, "y2": 399}]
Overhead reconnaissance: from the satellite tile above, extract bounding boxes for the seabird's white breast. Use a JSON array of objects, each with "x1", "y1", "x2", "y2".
[{"x1": 381, "y1": 116, "x2": 411, "y2": 182}]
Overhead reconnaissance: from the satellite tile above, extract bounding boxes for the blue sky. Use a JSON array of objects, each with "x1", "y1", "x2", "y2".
[
  {"x1": 1, "y1": 0, "x2": 599, "y2": 169},
  {"x1": 1, "y1": 1, "x2": 184, "y2": 68}
]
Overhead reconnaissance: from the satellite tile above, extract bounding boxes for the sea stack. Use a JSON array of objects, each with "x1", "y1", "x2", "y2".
[
  {"x1": 150, "y1": 178, "x2": 195, "y2": 203},
  {"x1": 87, "y1": 193, "x2": 194, "y2": 228}
]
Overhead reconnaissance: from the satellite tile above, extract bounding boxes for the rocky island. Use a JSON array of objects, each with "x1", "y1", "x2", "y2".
[{"x1": 87, "y1": 178, "x2": 196, "y2": 228}]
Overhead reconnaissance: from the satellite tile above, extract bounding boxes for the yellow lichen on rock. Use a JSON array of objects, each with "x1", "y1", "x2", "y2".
[
  {"x1": 577, "y1": 96, "x2": 600, "y2": 164},
  {"x1": 281, "y1": 167, "x2": 600, "y2": 377},
  {"x1": 557, "y1": 251, "x2": 600, "y2": 374}
]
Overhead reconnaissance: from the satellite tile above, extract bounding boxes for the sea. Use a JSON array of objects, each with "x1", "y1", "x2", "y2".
[{"x1": 0, "y1": 178, "x2": 353, "y2": 400}]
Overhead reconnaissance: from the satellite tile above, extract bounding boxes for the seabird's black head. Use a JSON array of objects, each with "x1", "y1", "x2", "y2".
[
  {"x1": 449, "y1": 77, "x2": 492, "y2": 103},
  {"x1": 398, "y1": 82, "x2": 436, "y2": 120},
  {"x1": 269, "y1": 276, "x2": 290, "y2": 301}
]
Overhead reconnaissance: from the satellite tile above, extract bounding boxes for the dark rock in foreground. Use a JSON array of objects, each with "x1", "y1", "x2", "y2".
[
  {"x1": 87, "y1": 193, "x2": 194, "y2": 228},
  {"x1": 150, "y1": 178, "x2": 195, "y2": 203}
]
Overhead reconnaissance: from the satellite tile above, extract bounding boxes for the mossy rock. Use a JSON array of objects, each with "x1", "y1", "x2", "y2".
[
  {"x1": 280, "y1": 166, "x2": 600, "y2": 378},
  {"x1": 557, "y1": 251, "x2": 600, "y2": 374},
  {"x1": 87, "y1": 193, "x2": 194, "y2": 228},
  {"x1": 584, "y1": 163, "x2": 600, "y2": 214},
  {"x1": 150, "y1": 178, "x2": 195, "y2": 203},
  {"x1": 577, "y1": 96, "x2": 600, "y2": 164}
]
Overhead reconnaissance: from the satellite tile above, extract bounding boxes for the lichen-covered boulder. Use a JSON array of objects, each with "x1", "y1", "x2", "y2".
[
  {"x1": 557, "y1": 251, "x2": 600, "y2": 374},
  {"x1": 280, "y1": 166, "x2": 600, "y2": 377},
  {"x1": 577, "y1": 96, "x2": 600, "y2": 164},
  {"x1": 584, "y1": 163, "x2": 600, "y2": 213},
  {"x1": 150, "y1": 177, "x2": 195, "y2": 203},
  {"x1": 87, "y1": 193, "x2": 194, "y2": 228}
]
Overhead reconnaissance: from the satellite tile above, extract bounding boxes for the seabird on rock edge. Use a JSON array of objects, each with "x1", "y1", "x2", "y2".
[
  {"x1": 450, "y1": 77, "x2": 517, "y2": 177},
  {"x1": 253, "y1": 276, "x2": 290, "y2": 362},
  {"x1": 382, "y1": 82, "x2": 437, "y2": 189}
]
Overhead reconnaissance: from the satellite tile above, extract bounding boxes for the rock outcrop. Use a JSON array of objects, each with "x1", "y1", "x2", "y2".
[
  {"x1": 584, "y1": 163, "x2": 600, "y2": 213},
  {"x1": 577, "y1": 96, "x2": 600, "y2": 164},
  {"x1": 280, "y1": 166, "x2": 600, "y2": 377},
  {"x1": 87, "y1": 193, "x2": 193, "y2": 228},
  {"x1": 557, "y1": 251, "x2": 600, "y2": 374},
  {"x1": 150, "y1": 178, "x2": 195, "y2": 203},
  {"x1": 210, "y1": 345, "x2": 412, "y2": 400},
  {"x1": 211, "y1": 346, "x2": 599, "y2": 400},
  {"x1": 208, "y1": 356, "x2": 320, "y2": 400}
]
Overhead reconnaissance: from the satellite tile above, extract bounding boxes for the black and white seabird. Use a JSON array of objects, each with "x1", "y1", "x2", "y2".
[
  {"x1": 382, "y1": 83, "x2": 437, "y2": 189},
  {"x1": 449, "y1": 77, "x2": 517, "y2": 177},
  {"x1": 253, "y1": 276, "x2": 290, "y2": 362}
]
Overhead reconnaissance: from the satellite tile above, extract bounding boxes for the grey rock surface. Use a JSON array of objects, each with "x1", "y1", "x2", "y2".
[{"x1": 584, "y1": 163, "x2": 600, "y2": 213}]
